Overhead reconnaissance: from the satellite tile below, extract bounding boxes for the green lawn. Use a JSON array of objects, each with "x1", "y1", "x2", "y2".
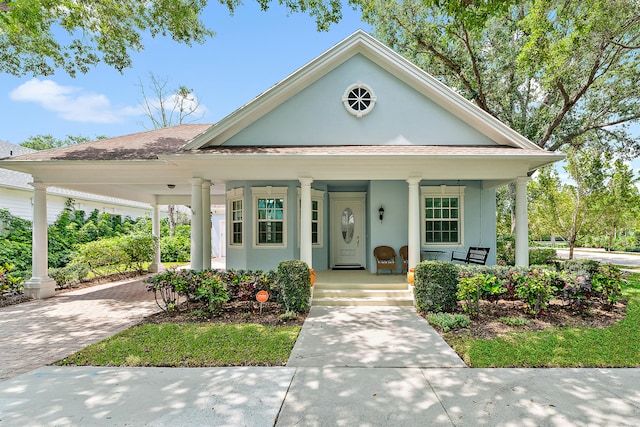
[
  {"x1": 57, "y1": 323, "x2": 301, "y2": 367},
  {"x1": 447, "y1": 273, "x2": 640, "y2": 367}
]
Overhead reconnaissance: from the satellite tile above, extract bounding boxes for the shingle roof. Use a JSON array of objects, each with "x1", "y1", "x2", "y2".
[
  {"x1": 2, "y1": 124, "x2": 212, "y2": 161},
  {"x1": 187, "y1": 145, "x2": 555, "y2": 157}
]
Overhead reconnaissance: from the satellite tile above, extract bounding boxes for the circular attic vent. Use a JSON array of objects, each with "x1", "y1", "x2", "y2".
[{"x1": 342, "y1": 83, "x2": 376, "y2": 118}]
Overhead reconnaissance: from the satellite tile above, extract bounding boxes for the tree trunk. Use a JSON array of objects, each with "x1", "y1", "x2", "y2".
[{"x1": 168, "y1": 204, "x2": 176, "y2": 237}]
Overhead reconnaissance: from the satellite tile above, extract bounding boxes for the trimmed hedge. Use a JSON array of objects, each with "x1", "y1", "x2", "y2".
[
  {"x1": 274, "y1": 260, "x2": 311, "y2": 314},
  {"x1": 413, "y1": 261, "x2": 460, "y2": 313}
]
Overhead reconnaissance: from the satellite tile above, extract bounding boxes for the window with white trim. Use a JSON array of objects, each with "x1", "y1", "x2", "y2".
[
  {"x1": 226, "y1": 188, "x2": 244, "y2": 247},
  {"x1": 252, "y1": 187, "x2": 288, "y2": 247},
  {"x1": 297, "y1": 189, "x2": 324, "y2": 247},
  {"x1": 421, "y1": 186, "x2": 465, "y2": 245}
]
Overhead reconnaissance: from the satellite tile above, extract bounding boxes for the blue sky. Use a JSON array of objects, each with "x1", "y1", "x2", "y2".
[
  {"x1": 1, "y1": 3, "x2": 370, "y2": 145},
  {"x1": 0, "y1": 3, "x2": 637, "y2": 180}
]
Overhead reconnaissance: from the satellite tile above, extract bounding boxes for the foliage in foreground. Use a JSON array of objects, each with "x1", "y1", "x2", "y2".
[
  {"x1": 56, "y1": 323, "x2": 301, "y2": 367},
  {"x1": 446, "y1": 274, "x2": 640, "y2": 368}
]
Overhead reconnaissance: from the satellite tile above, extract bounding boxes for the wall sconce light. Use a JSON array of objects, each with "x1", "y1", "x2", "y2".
[
  {"x1": 379, "y1": 206, "x2": 385, "y2": 223},
  {"x1": 167, "y1": 184, "x2": 176, "y2": 189}
]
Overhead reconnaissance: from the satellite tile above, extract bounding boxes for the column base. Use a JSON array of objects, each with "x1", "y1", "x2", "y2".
[
  {"x1": 148, "y1": 263, "x2": 165, "y2": 273},
  {"x1": 24, "y1": 277, "x2": 57, "y2": 299}
]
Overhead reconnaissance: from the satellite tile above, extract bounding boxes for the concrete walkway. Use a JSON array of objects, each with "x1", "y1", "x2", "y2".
[
  {"x1": 1, "y1": 281, "x2": 640, "y2": 425},
  {"x1": 287, "y1": 306, "x2": 466, "y2": 368}
]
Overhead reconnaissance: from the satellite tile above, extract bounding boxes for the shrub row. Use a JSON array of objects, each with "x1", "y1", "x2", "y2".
[
  {"x1": 145, "y1": 260, "x2": 311, "y2": 316},
  {"x1": 414, "y1": 259, "x2": 626, "y2": 317},
  {"x1": 0, "y1": 264, "x2": 24, "y2": 297}
]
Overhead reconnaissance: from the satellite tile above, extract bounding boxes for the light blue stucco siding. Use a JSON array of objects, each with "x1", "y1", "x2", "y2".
[
  {"x1": 222, "y1": 55, "x2": 498, "y2": 147},
  {"x1": 367, "y1": 180, "x2": 409, "y2": 273},
  {"x1": 225, "y1": 179, "x2": 496, "y2": 273},
  {"x1": 225, "y1": 181, "x2": 330, "y2": 272},
  {"x1": 366, "y1": 180, "x2": 496, "y2": 273}
]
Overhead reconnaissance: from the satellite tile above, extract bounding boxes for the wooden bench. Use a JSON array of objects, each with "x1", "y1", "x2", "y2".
[{"x1": 450, "y1": 247, "x2": 490, "y2": 265}]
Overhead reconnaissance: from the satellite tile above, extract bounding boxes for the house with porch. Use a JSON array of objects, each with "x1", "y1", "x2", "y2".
[{"x1": 0, "y1": 30, "x2": 562, "y2": 299}]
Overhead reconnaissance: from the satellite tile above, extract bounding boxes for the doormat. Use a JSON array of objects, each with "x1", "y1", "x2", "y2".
[{"x1": 332, "y1": 266, "x2": 365, "y2": 270}]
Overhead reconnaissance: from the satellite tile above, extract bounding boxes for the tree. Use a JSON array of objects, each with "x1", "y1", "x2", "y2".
[
  {"x1": 138, "y1": 73, "x2": 204, "y2": 236},
  {"x1": 598, "y1": 159, "x2": 640, "y2": 251},
  {"x1": 137, "y1": 73, "x2": 204, "y2": 130},
  {"x1": 356, "y1": 0, "x2": 640, "y2": 155},
  {"x1": 0, "y1": 0, "x2": 344, "y2": 77},
  {"x1": 529, "y1": 146, "x2": 608, "y2": 259},
  {"x1": 19, "y1": 134, "x2": 104, "y2": 151}
]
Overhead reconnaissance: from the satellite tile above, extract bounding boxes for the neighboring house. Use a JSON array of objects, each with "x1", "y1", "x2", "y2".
[
  {"x1": 0, "y1": 141, "x2": 154, "y2": 222},
  {"x1": 0, "y1": 30, "x2": 563, "y2": 298}
]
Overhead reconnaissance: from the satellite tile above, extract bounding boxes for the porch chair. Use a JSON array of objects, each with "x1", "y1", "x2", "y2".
[
  {"x1": 399, "y1": 245, "x2": 409, "y2": 274},
  {"x1": 374, "y1": 245, "x2": 397, "y2": 275}
]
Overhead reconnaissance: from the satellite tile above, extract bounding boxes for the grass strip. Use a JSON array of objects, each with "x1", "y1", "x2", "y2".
[
  {"x1": 447, "y1": 273, "x2": 640, "y2": 368},
  {"x1": 57, "y1": 323, "x2": 301, "y2": 367}
]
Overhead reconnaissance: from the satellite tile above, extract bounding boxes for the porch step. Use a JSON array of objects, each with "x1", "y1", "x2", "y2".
[{"x1": 312, "y1": 288, "x2": 414, "y2": 307}]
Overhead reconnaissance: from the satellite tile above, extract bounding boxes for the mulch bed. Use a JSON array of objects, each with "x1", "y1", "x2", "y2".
[
  {"x1": 142, "y1": 300, "x2": 308, "y2": 327},
  {"x1": 433, "y1": 298, "x2": 628, "y2": 340}
]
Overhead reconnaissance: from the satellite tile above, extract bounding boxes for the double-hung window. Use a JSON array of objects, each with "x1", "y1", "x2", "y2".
[
  {"x1": 227, "y1": 188, "x2": 244, "y2": 247},
  {"x1": 421, "y1": 186, "x2": 465, "y2": 245},
  {"x1": 297, "y1": 188, "x2": 324, "y2": 247},
  {"x1": 253, "y1": 187, "x2": 288, "y2": 247}
]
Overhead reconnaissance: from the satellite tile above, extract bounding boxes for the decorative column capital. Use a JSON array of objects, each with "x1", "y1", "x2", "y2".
[
  {"x1": 516, "y1": 176, "x2": 530, "y2": 186},
  {"x1": 406, "y1": 177, "x2": 421, "y2": 187},
  {"x1": 29, "y1": 181, "x2": 47, "y2": 191},
  {"x1": 191, "y1": 177, "x2": 203, "y2": 186},
  {"x1": 299, "y1": 177, "x2": 313, "y2": 187},
  {"x1": 201, "y1": 179, "x2": 211, "y2": 189}
]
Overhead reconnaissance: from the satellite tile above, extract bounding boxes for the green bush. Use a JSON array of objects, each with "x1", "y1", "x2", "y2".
[
  {"x1": 274, "y1": 260, "x2": 311, "y2": 314},
  {"x1": 160, "y1": 235, "x2": 190, "y2": 262},
  {"x1": 145, "y1": 270, "x2": 192, "y2": 314},
  {"x1": 414, "y1": 261, "x2": 459, "y2": 313},
  {"x1": 515, "y1": 268, "x2": 557, "y2": 315},
  {"x1": 0, "y1": 240, "x2": 31, "y2": 274},
  {"x1": 496, "y1": 234, "x2": 515, "y2": 266},
  {"x1": 48, "y1": 263, "x2": 89, "y2": 289},
  {"x1": 74, "y1": 234, "x2": 156, "y2": 275},
  {"x1": 529, "y1": 248, "x2": 557, "y2": 265},
  {"x1": 74, "y1": 238, "x2": 126, "y2": 276},
  {"x1": 193, "y1": 271, "x2": 229, "y2": 315},
  {"x1": 592, "y1": 264, "x2": 625, "y2": 306},
  {"x1": 119, "y1": 233, "x2": 157, "y2": 272},
  {"x1": 0, "y1": 263, "x2": 24, "y2": 297},
  {"x1": 426, "y1": 312, "x2": 470, "y2": 332}
]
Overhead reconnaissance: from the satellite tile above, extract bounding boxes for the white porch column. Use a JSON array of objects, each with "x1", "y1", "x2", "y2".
[
  {"x1": 190, "y1": 177, "x2": 204, "y2": 271},
  {"x1": 515, "y1": 176, "x2": 530, "y2": 266},
  {"x1": 407, "y1": 178, "x2": 421, "y2": 273},
  {"x1": 148, "y1": 203, "x2": 161, "y2": 273},
  {"x1": 25, "y1": 181, "x2": 56, "y2": 299},
  {"x1": 202, "y1": 180, "x2": 212, "y2": 270},
  {"x1": 299, "y1": 178, "x2": 313, "y2": 267}
]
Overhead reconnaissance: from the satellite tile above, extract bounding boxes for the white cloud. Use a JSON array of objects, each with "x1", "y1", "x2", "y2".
[{"x1": 9, "y1": 79, "x2": 141, "y2": 123}]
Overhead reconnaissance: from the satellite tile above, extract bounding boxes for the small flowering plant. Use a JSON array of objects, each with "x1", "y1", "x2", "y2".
[{"x1": 560, "y1": 272, "x2": 592, "y2": 312}]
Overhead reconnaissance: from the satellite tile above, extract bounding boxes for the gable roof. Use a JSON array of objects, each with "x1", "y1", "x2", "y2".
[{"x1": 182, "y1": 30, "x2": 541, "y2": 151}]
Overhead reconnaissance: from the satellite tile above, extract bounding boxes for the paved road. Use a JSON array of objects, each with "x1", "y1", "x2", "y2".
[{"x1": 555, "y1": 247, "x2": 640, "y2": 269}]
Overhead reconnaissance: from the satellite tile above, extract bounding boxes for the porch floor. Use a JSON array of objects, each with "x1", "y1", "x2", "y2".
[{"x1": 312, "y1": 270, "x2": 414, "y2": 306}]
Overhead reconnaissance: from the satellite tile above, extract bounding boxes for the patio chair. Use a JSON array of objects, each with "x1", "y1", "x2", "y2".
[
  {"x1": 399, "y1": 245, "x2": 409, "y2": 274},
  {"x1": 374, "y1": 245, "x2": 397, "y2": 275}
]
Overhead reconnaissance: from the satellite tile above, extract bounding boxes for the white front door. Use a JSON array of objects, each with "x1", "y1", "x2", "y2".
[{"x1": 330, "y1": 193, "x2": 366, "y2": 268}]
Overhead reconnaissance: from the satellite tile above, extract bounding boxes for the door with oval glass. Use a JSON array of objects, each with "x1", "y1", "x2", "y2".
[{"x1": 330, "y1": 194, "x2": 366, "y2": 268}]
